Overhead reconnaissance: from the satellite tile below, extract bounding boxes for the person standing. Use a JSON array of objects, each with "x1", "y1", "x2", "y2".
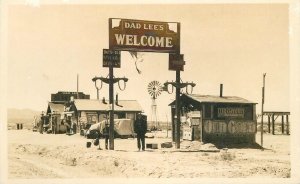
[
  {"x1": 103, "y1": 123, "x2": 109, "y2": 150},
  {"x1": 134, "y1": 114, "x2": 147, "y2": 151},
  {"x1": 39, "y1": 114, "x2": 44, "y2": 134}
]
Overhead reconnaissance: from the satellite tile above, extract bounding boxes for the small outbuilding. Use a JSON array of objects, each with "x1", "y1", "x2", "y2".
[
  {"x1": 46, "y1": 102, "x2": 68, "y2": 134},
  {"x1": 170, "y1": 93, "x2": 257, "y2": 145}
]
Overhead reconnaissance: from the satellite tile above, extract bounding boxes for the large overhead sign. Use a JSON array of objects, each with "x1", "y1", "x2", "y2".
[{"x1": 109, "y1": 18, "x2": 180, "y2": 53}]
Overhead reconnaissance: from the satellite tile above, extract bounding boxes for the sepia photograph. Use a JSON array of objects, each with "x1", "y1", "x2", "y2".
[{"x1": 0, "y1": 0, "x2": 300, "y2": 184}]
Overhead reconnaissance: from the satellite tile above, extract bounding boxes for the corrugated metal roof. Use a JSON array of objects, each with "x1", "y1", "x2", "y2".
[
  {"x1": 48, "y1": 102, "x2": 65, "y2": 113},
  {"x1": 185, "y1": 94, "x2": 256, "y2": 104},
  {"x1": 74, "y1": 99, "x2": 143, "y2": 112}
]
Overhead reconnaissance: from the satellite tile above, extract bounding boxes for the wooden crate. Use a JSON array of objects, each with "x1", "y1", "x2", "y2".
[{"x1": 146, "y1": 143, "x2": 158, "y2": 149}]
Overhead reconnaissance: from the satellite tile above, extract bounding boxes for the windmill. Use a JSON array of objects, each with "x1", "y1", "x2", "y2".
[{"x1": 147, "y1": 81, "x2": 163, "y2": 130}]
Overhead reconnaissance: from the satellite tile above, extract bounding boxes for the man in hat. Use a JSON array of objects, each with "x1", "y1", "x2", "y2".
[{"x1": 134, "y1": 113, "x2": 147, "y2": 151}]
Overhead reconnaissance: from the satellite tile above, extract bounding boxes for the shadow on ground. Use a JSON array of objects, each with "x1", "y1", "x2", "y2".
[{"x1": 213, "y1": 142, "x2": 263, "y2": 149}]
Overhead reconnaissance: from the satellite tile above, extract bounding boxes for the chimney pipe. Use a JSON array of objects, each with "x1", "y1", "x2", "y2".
[
  {"x1": 220, "y1": 84, "x2": 223, "y2": 97},
  {"x1": 115, "y1": 93, "x2": 123, "y2": 107},
  {"x1": 77, "y1": 74, "x2": 79, "y2": 99},
  {"x1": 102, "y1": 97, "x2": 107, "y2": 104}
]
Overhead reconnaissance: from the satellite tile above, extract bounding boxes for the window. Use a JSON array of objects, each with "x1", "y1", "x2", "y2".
[
  {"x1": 86, "y1": 113, "x2": 97, "y2": 124},
  {"x1": 126, "y1": 113, "x2": 135, "y2": 120},
  {"x1": 117, "y1": 112, "x2": 126, "y2": 119}
]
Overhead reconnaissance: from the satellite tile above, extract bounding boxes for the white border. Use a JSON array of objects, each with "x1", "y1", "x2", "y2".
[{"x1": 1, "y1": 0, "x2": 299, "y2": 184}]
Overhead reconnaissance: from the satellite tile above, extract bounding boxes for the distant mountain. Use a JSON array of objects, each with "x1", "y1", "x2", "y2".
[
  {"x1": 7, "y1": 108, "x2": 41, "y2": 129},
  {"x1": 8, "y1": 108, "x2": 41, "y2": 119}
]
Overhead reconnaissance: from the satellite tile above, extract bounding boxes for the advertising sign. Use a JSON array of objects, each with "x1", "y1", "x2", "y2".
[
  {"x1": 188, "y1": 111, "x2": 201, "y2": 118},
  {"x1": 217, "y1": 108, "x2": 245, "y2": 118},
  {"x1": 109, "y1": 18, "x2": 180, "y2": 53},
  {"x1": 103, "y1": 49, "x2": 121, "y2": 68},
  {"x1": 204, "y1": 120, "x2": 256, "y2": 134},
  {"x1": 169, "y1": 53, "x2": 185, "y2": 71}
]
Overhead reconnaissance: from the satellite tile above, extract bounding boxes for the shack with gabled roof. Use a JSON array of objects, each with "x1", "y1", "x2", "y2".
[
  {"x1": 170, "y1": 91, "x2": 257, "y2": 145},
  {"x1": 69, "y1": 97, "x2": 143, "y2": 130}
]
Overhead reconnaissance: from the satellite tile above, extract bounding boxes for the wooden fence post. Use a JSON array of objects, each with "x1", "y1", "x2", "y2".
[
  {"x1": 272, "y1": 114, "x2": 275, "y2": 135},
  {"x1": 281, "y1": 115, "x2": 284, "y2": 134}
]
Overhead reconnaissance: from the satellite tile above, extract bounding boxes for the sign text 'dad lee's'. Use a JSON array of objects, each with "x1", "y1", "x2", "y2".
[{"x1": 109, "y1": 18, "x2": 180, "y2": 53}]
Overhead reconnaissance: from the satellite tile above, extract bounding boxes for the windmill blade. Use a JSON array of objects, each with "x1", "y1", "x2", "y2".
[
  {"x1": 147, "y1": 80, "x2": 163, "y2": 99},
  {"x1": 149, "y1": 91, "x2": 154, "y2": 96}
]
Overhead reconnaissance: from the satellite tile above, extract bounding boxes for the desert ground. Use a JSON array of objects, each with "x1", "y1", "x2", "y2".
[{"x1": 8, "y1": 129, "x2": 290, "y2": 179}]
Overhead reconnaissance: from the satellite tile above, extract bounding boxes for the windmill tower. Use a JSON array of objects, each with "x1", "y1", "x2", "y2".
[{"x1": 147, "y1": 81, "x2": 163, "y2": 129}]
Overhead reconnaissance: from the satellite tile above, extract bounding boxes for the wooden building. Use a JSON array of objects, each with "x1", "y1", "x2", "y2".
[
  {"x1": 68, "y1": 98, "x2": 143, "y2": 130},
  {"x1": 46, "y1": 102, "x2": 68, "y2": 133},
  {"x1": 170, "y1": 93, "x2": 257, "y2": 145},
  {"x1": 40, "y1": 91, "x2": 91, "y2": 134}
]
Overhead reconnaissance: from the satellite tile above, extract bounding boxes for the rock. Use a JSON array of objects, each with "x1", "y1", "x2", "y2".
[{"x1": 161, "y1": 142, "x2": 173, "y2": 148}]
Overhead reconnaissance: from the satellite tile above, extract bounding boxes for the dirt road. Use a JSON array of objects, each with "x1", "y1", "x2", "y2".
[{"x1": 8, "y1": 130, "x2": 290, "y2": 178}]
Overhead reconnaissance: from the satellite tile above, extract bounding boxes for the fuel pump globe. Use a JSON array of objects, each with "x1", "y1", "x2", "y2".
[{"x1": 147, "y1": 80, "x2": 163, "y2": 99}]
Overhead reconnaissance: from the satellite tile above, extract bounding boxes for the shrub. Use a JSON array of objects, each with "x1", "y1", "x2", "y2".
[
  {"x1": 202, "y1": 152, "x2": 209, "y2": 156},
  {"x1": 220, "y1": 152, "x2": 235, "y2": 161},
  {"x1": 114, "y1": 160, "x2": 119, "y2": 167}
]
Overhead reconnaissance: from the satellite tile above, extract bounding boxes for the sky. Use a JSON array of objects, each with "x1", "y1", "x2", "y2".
[{"x1": 5, "y1": 3, "x2": 290, "y2": 121}]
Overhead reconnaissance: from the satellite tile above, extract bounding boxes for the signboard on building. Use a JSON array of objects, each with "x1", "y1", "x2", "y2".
[
  {"x1": 203, "y1": 120, "x2": 256, "y2": 134},
  {"x1": 217, "y1": 108, "x2": 245, "y2": 118},
  {"x1": 188, "y1": 111, "x2": 201, "y2": 118},
  {"x1": 109, "y1": 18, "x2": 180, "y2": 53},
  {"x1": 103, "y1": 49, "x2": 121, "y2": 68},
  {"x1": 51, "y1": 91, "x2": 90, "y2": 102}
]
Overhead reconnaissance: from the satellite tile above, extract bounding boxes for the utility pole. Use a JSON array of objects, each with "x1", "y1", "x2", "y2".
[
  {"x1": 164, "y1": 53, "x2": 195, "y2": 149},
  {"x1": 175, "y1": 69, "x2": 181, "y2": 149},
  {"x1": 108, "y1": 65, "x2": 114, "y2": 150},
  {"x1": 92, "y1": 75, "x2": 128, "y2": 150},
  {"x1": 261, "y1": 73, "x2": 266, "y2": 150},
  {"x1": 92, "y1": 48, "x2": 127, "y2": 150},
  {"x1": 166, "y1": 75, "x2": 195, "y2": 149},
  {"x1": 77, "y1": 74, "x2": 79, "y2": 99},
  {"x1": 166, "y1": 114, "x2": 169, "y2": 138}
]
